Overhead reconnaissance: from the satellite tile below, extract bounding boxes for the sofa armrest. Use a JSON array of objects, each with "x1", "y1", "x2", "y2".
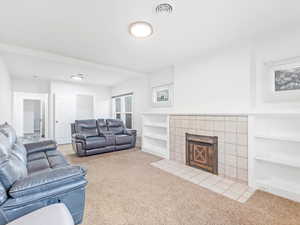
[
  {"x1": 9, "y1": 166, "x2": 87, "y2": 198},
  {"x1": 24, "y1": 140, "x2": 57, "y2": 154},
  {"x1": 124, "y1": 129, "x2": 137, "y2": 136},
  {"x1": 102, "y1": 131, "x2": 114, "y2": 136},
  {"x1": 72, "y1": 133, "x2": 88, "y2": 140},
  {"x1": 101, "y1": 131, "x2": 115, "y2": 145}
]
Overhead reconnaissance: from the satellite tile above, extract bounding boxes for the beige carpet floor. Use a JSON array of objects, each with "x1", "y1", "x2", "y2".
[{"x1": 59, "y1": 145, "x2": 300, "y2": 225}]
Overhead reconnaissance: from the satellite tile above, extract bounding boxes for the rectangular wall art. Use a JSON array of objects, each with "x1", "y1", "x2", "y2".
[
  {"x1": 263, "y1": 57, "x2": 300, "y2": 102},
  {"x1": 275, "y1": 67, "x2": 300, "y2": 91},
  {"x1": 152, "y1": 83, "x2": 173, "y2": 107}
]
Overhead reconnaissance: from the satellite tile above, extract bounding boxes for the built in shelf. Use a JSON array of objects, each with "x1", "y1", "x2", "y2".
[
  {"x1": 143, "y1": 133, "x2": 168, "y2": 141},
  {"x1": 142, "y1": 145, "x2": 166, "y2": 158},
  {"x1": 255, "y1": 155, "x2": 300, "y2": 168},
  {"x1": 254, "y1": 134, "x2": 300, "y2": 143},
  {"x1": 144, "y1": 123, "x2": 167, "y2": 128},
  {"x1": 142, "y1": 113, "x2": 169, "y2": 159},
  {"x1": 256, "y1": 178, "x2": 300, "y2": 202}
]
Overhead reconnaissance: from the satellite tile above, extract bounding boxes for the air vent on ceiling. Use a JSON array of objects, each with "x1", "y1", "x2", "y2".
[{"x1": 155, "y1": 3, "x2": 173, "y2": 14}]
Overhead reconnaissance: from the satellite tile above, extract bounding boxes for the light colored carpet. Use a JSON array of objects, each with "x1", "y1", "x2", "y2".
[{"x1": 59, "y1": 145, "x2": 300, "y2": 225}]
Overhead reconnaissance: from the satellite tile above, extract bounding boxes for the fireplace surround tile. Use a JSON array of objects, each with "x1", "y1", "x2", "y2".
[
  {"x1": 225, "y1": 120, "x2": 237, "y2": 133},
  {"x1": 151, "y1": 159, "x2": 255, "y2": 203},
  {"x1": 169, "y1": 115, "x2": 248, "y2": 183}
]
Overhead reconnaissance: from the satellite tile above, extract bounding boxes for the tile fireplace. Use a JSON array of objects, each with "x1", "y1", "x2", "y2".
[{"x1": 169, "y1": 115, "x2": 248, "y2": 183}]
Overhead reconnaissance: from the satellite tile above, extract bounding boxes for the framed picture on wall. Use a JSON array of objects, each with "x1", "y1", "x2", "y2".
[
  {"x1": 152, "y1": 83, "x2": 174, "y2": 107},
  {"x1": 263, "y1": 57, "x2": 300, "y2": 102}
]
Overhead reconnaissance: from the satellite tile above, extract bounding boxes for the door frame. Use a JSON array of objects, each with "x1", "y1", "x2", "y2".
[
  {"x1": 13, "y1": 92, "x2": 49, "y2": 137},
  {"x1": 53, "y1": 92, "x2": 96, "y2": 144}
]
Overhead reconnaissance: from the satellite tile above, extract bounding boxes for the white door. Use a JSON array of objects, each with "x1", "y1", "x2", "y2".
[{"x1": 54, "y1": 95, "x2": 76, "y2": 144}]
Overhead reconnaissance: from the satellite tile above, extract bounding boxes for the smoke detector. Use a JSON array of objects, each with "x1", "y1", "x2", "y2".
[
  {"x1": 156, "y1": 3, "x2": 173, "y2": 14},
  {"x1": 71, "y1": 74, "x2": 85, "y2": 81}
]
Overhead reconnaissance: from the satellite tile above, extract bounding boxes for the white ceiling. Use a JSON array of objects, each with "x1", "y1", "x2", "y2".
[
  {"x1": 1, "y1": 0, "x2": 300, "y2": 78},
  {"x1": 1, "y1": 51, "x2": 144, "y2": 86}
]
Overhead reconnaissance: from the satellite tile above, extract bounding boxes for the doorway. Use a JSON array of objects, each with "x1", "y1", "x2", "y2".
[
  {"x1": 54, "y1": 94, "x2": 94, "y2": 144},
  {"x1": 23, "y1": 99, "x2": 45, "y2": 138},
  {"x1": 13, "y1": 92, "x2": 48, "y2": 140}
]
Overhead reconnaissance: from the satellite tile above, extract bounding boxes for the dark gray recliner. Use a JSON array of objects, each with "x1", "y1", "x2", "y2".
[
  {"x1": 106, "y1": 119, "x2": 137, "y2": 151},
  {"x1": 71, "y1": 119, "x2": 115, "y2": 156},
  {"x1": 0, "y1": 123, "x2": 87, "y2": 225},
  {"x1": 71, "y1": 119, "x2": 136, "y2": 156}
]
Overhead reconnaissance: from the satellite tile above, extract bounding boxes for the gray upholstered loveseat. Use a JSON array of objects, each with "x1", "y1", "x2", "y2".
[
  {"x1": 71, "y1": 119, "x2": 137, "y2": 156},
  {"x1": 0, "y1": 123, "x2": 87, "y2": 225}
]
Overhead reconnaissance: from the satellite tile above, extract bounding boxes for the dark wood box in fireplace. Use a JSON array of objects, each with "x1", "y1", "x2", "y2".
[{"x1": 186, "y1": 133, "x2": 218, "y2": 175}]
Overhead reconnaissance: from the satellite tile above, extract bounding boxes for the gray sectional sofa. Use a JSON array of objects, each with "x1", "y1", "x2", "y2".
[
  {"x1": 71, "y1": 119, "x2": 137, "y2": 156},
  {"x1": 0, "y1": 123, "x2": 87, "y2": 225}
]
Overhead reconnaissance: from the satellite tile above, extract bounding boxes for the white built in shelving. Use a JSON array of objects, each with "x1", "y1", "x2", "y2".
[
  {"x1": 142, "y1": 113, "x2": 169, "y2": 159},
  {"x1": 249, "y1": 113, "x2": 300, "y2": 202}
]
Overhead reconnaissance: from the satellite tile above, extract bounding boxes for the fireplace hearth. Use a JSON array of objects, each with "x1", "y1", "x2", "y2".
[{"x1": 186, "y1": 133, "x2": 218, "y2": 175}]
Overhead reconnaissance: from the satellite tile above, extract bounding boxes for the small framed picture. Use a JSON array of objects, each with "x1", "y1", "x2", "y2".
[
  {"x1": 152, "y1": 84, "x2": 173, "y2": 107},
  {"x1": 263, "y1": 57, "x2": 300, "y2": 102}
]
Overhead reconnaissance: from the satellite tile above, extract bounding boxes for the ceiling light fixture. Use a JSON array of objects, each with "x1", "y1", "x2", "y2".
[
  {"x1": 71, "y1": 74, "x2": 85, "y2": 81},
  {"x1": 129, "y1": 21, "x2": 153, "y2": 38}
]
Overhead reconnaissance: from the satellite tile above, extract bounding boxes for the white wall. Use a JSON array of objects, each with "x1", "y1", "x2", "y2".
[
  {"x1": 12, "y1": 77, "x2": 50, "y2": 94},
  {"x1": 149, "y1": 67, "x2": 174, "y2": 89},
  {"x1": 76, "y1": 94, "x2": 94, "y2": 120},
  {"x1": 254, "y1": 29, "x2": 300, "y2": 112},
  {"x1": 112, "y1": 29, "x2": 300, "y2": 121},
  {"x1": 148, "y1": 66, "x2": 175, "y2": 112},
  {"x1": 173, "y1": 46, "x2": 252, "y2": 113},
  {"x1": 50, "y1": 81, "x2": 111, "y2": 139},
  {"x1": 0, "y1": 57, "x2": 12, "y2": 124},
  {"x1": 12, "y1": 78, "x2": 50, "y2": 136}
]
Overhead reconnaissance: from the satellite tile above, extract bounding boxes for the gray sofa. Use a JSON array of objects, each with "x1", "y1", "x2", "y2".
[
  {"x1": 71, "y1": 119, "x2": 137, "y2": 156},
  {"x1": 0, "y1": 123, "x2": 87, "y2": 225}
]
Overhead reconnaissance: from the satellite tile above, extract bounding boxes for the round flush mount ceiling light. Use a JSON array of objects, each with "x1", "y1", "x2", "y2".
[
  {"x1": 129, "y1": 21, "x2": 153, "y2": 38},
  {"x1": 71, "y1": 74, "x2": 85, "y2": 81}
]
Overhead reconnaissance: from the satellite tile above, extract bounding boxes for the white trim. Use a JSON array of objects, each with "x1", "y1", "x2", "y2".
[
  {"x1": 112, "y1": 94, "x2": 133, "y2": 128},
  {"x1": 13, "y1": 92, "x2": 49, "y2": 138}
]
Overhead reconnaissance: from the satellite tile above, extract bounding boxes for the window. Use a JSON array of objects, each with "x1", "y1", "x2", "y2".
[{"x1": 112, "y1": 93, "x2": 133, "y2": 129}]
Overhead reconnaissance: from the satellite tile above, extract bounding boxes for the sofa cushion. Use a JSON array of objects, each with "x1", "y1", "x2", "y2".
[
  {"x1": 11, "y1": 141, "x2": 27, "y2": 164},
  {"x1": 115, "y1": 135, "x2": 132, "y2": 145},
  {"x1": 27, "y1": 158, "x2": 50, "y2": 175},
  {"x1": 106, "y1": 119, "x2": 125, "y2": 135},
  {"x1": 27, "y1": 150, "x2": 69, "y2": 175},
  {"x1": 97, "y1": 119, "x2": 108, "y2": 135},
  {"x1": 0, "y1": 123, "x2": 17, "y2": 147},
  {"x1": 0, "y1": 182, "x2": 7, "y2": 204},
  {"x1": 25, "y1": 140, "x2": 57, "y2": 155},
  {"x1": 0, "y1": 155, "x2": 27, "y2": 190},
  {"x1": 85, "y1": 137, "x2": 107, "y2": 150},
  {"x1": 75, "y1": 120, "x2": 99, "y2": 137},
  {"x1": 0, "y1": 132, "x2": 10, "y2": 157},
  {"x1": 27, "y1": 152, "x2": 46, "y2": 162},
  {"x1": 9, "y1": 166, "x2": 85, "y2": 198},
  {"x1": 47, "y1": 155, "x2": 69, "y2": 169}
]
